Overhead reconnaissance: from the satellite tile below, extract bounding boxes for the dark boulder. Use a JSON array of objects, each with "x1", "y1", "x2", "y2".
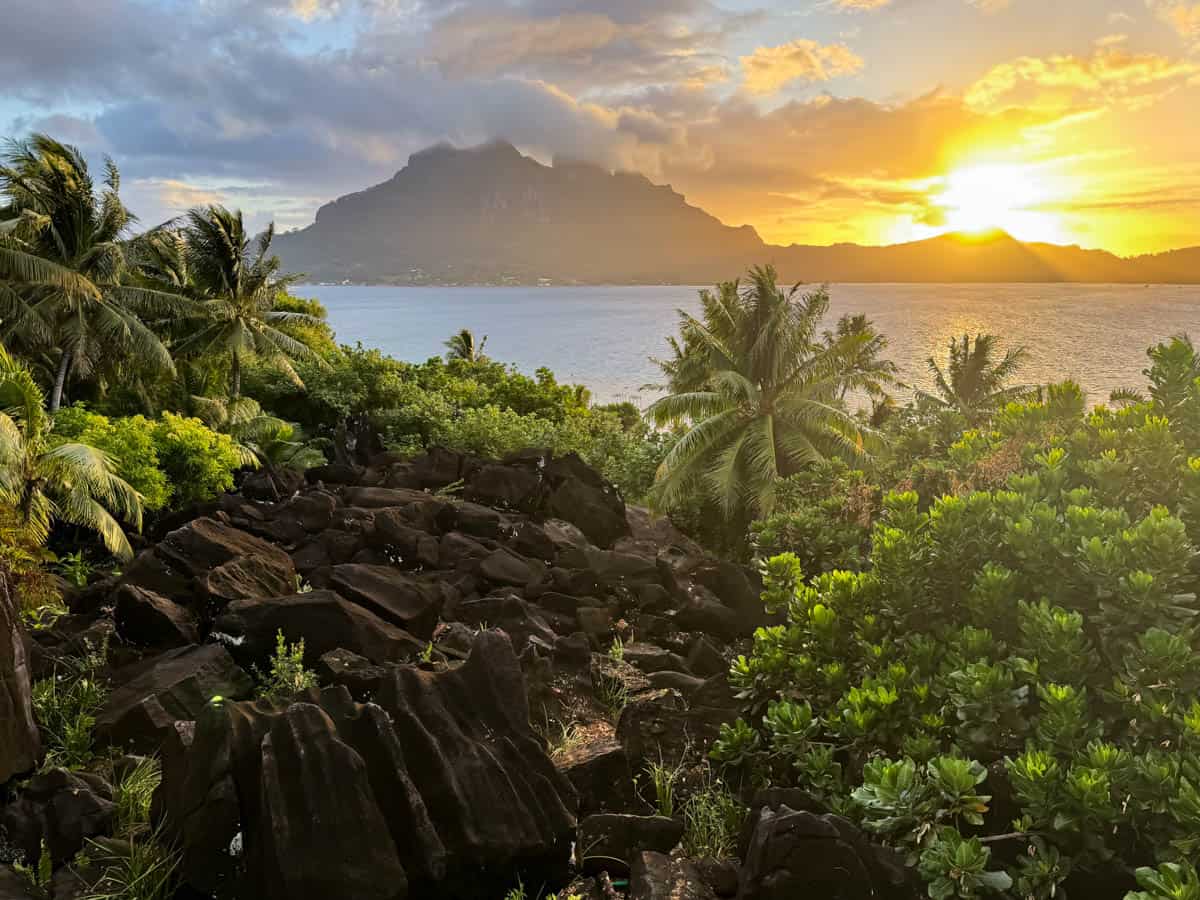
[
  {"x1": 252, "y1": 703, "x2": 412, "y2": 900},
  {"x1": 451, "y1": 502, "x2": 506, "y2": 539},
  {"x1": 555, "y1": 738, "x2": 633, "y2": 816},
  {"x1": 321, "y1": 564, "x2": 450, "y2": 640},
  {"x1": 96, "y1": 643, "x2": 253, "y2": 752},
  {"x1": 1, "y1": 583, "x2": 39, "y2": 783},
  {"x1": 672, "y1": 586, "x2": 745, "y2": 642},
  {"x1": 478, "y1": 547, "x2": 542, "y2": 587},
  {"x1": 630, "y1": 851, "x2": 717, "y2": 900},
  {"x1": 579, "y1": 814, "x2": 684, "y2": 876},
  {"x1": 464, "y1": 463, "x2": 541, "y2": 512},
  {"x1": 736, "y1": 806, "x2": 908, "y2": 900},
  {"x1": 158, "y1": 632, "x2": 576, "y2": 899},
  {"x1": 314, "y1": 648, "x2": 390, "y2": 699},
  {"x1": 113, "y1": 584, "x2": 198, "y2": 648},
  {"x1": 622, "y1": 642, "x2": 690, "y2": 675},
  {"x1": 306, "y1": 462, "x2": 365, "y2": 486},
  {"x1": 214, "y1": 590, "x2": 426, "y2": 667},
  {"x1": 120, "y1": 518, "x2": 296, "y2": 616},
  {"x1": 0, "y1": 768, "x2": 114, "y2": 866},
  {"x1": 341, "y1": 486, "x2": 432, "y2": 509},
  {"x1": 544, "y1": 455, "x2": 629, "y2": 548}
]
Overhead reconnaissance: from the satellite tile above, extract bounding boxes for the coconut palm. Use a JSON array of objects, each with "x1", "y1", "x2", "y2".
[
  {"x1": 444, "y1": 328, "x2": 488, "y2": 363},
  {"x1": 0, "y1": 345, "x2": 142, "y2": 559},
  {"x1": 0, "y1": 135, "x2": 188, "y2": 411},
  {"x1": 917, "y1": 334, "x2": 1030, "y2": 424},
  {"x1": 179, "y1": 205, "x2": 320, "y2": 399},
  {"x1": 647, "y1": 266, "x2": 883, "y2": 517},
  {"x1": 824, "y1": 312, "x2": 899, "y2": 401}
]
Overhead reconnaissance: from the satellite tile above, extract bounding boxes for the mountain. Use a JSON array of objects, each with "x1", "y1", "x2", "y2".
[{"x1": 274, "y1": 141, "x2": 1200, "y2": 284}]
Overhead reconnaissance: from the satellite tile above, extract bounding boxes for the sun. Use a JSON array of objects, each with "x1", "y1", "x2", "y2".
[{"x1": 935, "y1": 163, "x2": 1069, "y2": 244}]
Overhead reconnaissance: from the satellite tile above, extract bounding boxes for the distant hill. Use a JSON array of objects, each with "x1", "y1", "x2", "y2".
[{"x1": 274, "y1": 141, "x2": 1200, "y2": 285}]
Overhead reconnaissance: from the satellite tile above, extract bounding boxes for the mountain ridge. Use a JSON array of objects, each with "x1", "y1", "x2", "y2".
[{"x1": 274, "y1": 141, "x2": 1200, "y2": 284}]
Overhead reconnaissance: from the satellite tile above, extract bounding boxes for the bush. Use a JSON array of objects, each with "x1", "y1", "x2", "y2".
[
  {"x1": 150, "y1": 412, "x2": 244, "y2": 506},
  {"x1": 52, "y1": 407, "x2": 170, "y2": 510},
  {"x1": 717, "y1": 338, "x2": 1200, "y2": 897}
]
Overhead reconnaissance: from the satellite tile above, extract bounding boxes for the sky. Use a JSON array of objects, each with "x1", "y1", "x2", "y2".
[{"x1": 4, "y1": 0, "x2": 1200, "y2": 255}]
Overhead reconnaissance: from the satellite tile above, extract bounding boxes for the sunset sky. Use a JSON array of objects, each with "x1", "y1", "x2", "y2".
[{"x1": 4, "y1": 0, "x2": 1200, "y2": 255}]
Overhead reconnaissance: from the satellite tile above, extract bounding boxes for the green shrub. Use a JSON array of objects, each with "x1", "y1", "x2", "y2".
[
  {"x1": 721, "y1": 337, "x2": 1200, "y2": 896},
  {"x1": 31, "y1": 641, "x2": 109, "y2": 769},
  {"x1": 254, "y1": 630, "x2": 318, "y2": 701},
  {"x1": 52, "y1": 407, "x2": 170, "y2": 510},
  {"x1": 150, "y1": 412, "x2": 244, "y2": 505}
]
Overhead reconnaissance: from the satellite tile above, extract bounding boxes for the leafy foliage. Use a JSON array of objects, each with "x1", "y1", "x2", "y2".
[{"x1": 715, "y1": 336, "x2": 1200, "y2": 897}]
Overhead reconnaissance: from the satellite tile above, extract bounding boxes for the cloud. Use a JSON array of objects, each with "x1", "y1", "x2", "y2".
[
  {"x1": 833, "y1": 0, "x2": 892, "y2": 9},
  {"x1": 966, "y1": 45, "x2": 1200, "y2": 113},
  {"x1": 740, "y1": 40, "x2": 864, "y2": 94},
  {"x1": 1146, "y1": 1, "x2": 1200, "y2": 43}
]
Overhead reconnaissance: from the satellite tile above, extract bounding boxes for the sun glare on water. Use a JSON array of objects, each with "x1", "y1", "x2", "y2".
[{"x1": 936, "y1": 163, "x2": 1069, "y2": 244}]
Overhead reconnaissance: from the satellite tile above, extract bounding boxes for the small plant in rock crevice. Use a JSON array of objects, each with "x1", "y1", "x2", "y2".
[
  {"x1": 643, "y1": 757, "x2": 685, "y2": 818},
  {"x1": 681, "y1": 774, "x2": 745, "y2": 859},
  {"x1": 111, "y1": 757, "x2": 163, "y2": 838},
  {"x1": 253, "y1": 630, "x2": 317, "y2": 701}
]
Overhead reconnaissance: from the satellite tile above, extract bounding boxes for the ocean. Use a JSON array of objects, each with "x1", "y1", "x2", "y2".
[{"x1": 302, "y1": 283, "x2": 1200, "y2": 407}]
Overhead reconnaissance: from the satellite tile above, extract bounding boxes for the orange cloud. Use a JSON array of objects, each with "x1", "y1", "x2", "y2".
[
  {"x1": 739, "y1": 39, "x2": 864, "y2": 94},
  {"x1": 1146, "y1": 1, "x2": 1200, "y2": 43},
  {"x1": 965, "y1": 45, "x2": 1200, "y2": 113}
]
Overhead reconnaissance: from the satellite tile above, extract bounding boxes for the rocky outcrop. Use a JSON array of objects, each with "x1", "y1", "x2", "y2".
[
  {"x1": 0, "y1": 768, "x2": 114, "y2": 866},
  {"x1": 95, "y1": 644, "x2": 254, "y2": 752},
  {"x1": 1, "y1": 579, "x2": 39, "y2": 783},
  {"x1": 158, "y1": 633, "x2": 575, "y2": 899}
]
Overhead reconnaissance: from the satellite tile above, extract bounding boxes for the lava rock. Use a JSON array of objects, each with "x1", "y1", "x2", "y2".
[
  {"x1": 322, "y1": 564, "x2": 450, "y2": 640},
  {"x1": 96, "y1": 643, "x2": 253, "y2": 752},
  {"x1": 113, "y1": 584, "x2": 198, "y2": 648},
  {"x1": 1, "y1": 584, "x2": 39, "y2": 783},
  {"x1": 555, "y1": 738, "x2": 633, "y2": 816},
  {"x1": 579, "y1": 814, "x2": 684, "y2": 876},
  {"x1": 630, "y1": 851, "x2": 717, "y2": 900},
  {"x1": 214, "y1": 590, "x2": 426, "y2": 667},
  {"x1": 0, "y1": 768, "x2": 114, "y2": 865}
]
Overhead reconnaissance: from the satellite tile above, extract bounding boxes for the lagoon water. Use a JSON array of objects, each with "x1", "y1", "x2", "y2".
[{"x1": 304, "y1": 283, "x2": 1200, "y2": 407}]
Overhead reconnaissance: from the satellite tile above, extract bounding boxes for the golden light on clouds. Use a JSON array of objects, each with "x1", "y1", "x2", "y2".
[{"x1": 740, "y1": 40, "x2": 864, "y2": 94}]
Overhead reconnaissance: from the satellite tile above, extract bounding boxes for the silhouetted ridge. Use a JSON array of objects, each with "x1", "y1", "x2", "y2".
[{"x1": 275, "y1": 142, "x2": 1200, "y2": 284}]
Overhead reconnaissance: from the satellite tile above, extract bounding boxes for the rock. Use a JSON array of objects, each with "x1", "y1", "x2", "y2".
[
  {"x1": 120, "y1": 518, "x2": 296, "y2": 615},
  {"x1": 306, "y1": 463, "x2": 365, "y2": 486},
  {"x1": 214, "y1": 590, "x2": 426, "y2": 667},
  {"x1": 464, "y1": 463, "x2": 541, "y2": 512},
  {"x1": 479, "y1": 548, "x2": 541, "y2": 587},
  {"x1": 646, "y1": 671, "x2": 705, "y2": 696},
  {"x1": 314, "y1": 648, "x2": 390, "y2": 698},
  {"x1": 96, "y1": 644, "x2": 253, "y2": 752},
  {"x1": 555, "y1": 738, "x2": 633, "y2": 816},
  {"x1": 159, "y1": 632, "x2": 576, "y2": 899},
  {"x1": 439, "y1": 531, "x2": 492, "y2": 567},
  {"x1": 579, "y1": 814, "x2": 684, "y2": 876},
  {"x1": 292, "y1": 530, "x2": 363, "y2": 574},
  {"x1": 622, "y1": 642, "x2": 690, "y2": 675},
  {"x1": 283, "y1": 491, "x2": 339, "y2": 532},
  {"x1": 1, "y1": 582, "x2": 39, "y2": 783},
  {"x1": 673, "y1": 587, "x2": 744, "y2": 642},
  {"x1": 615, "y1": 689, "x2": 688, "y2": 767},
  {"x1": 253, "y1": 703, "x2": 411, "y2": 900},
  {"x1": 323, "y1": 564, "x2": 450, "y2": 640},
  {"x1": 370, "y1": 510, "x2": 440, "y2": 568},
  {"x1": 576, "y1": 606, "x2": 617, "y2": 645},
  {"x1": 456, "y1": 594, "x2": 557, "y2": 652},
  {"x1": 0, "y1": 768, "x2": 114, "y2": 866},
  {"x1": 544, "y1": 458, "x2": 629, "y2": 549},
  {"x1": 736, "y1": 807, "x2": 894, "y2": 900},
  {"x1": 694, "y1": 858, "x2": 740, "y2": 897},
  {"x1": 451, "y1": 502, "x2": 505, "y2": 539},
  {"x1": 341, "y1": 486, "x2": 432, "y2": 509},
  {"x1": 113, "y1": 584, "x2": 198, "y2": 648},
  {"x1": 686, "y1": 637, "x2": 727, "y2": 678},
  {"x1": 630, "y1": 851, "x2": 717, "y2": 900}
]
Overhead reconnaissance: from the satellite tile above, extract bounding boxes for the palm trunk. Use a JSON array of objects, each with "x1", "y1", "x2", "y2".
[
  {"x1": 230, "y1": 352, "x2": 241, "y2": 400},
  {"x1": 49, "y1": 350, "x2": 71, "y2": 413}
]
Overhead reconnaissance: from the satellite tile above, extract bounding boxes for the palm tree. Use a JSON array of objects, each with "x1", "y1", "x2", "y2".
[
  {"x1": 824, "y1": 312, "x2": 899, "y2": 401},
  {"x1": 179, "y1": 205, "x2": 320, "y2": 399},
  {"x1": 0, "y1": 346, "x2": 142, "y2": 559},
  {"x1": 647, "y1": 266, "x2": 883, "y2": 517},
  {"x1": 917, "y1": 334, "x2": 1030, "y2": 424},
  {"x1": 0, "y1": 135, "x2": 188, "y2": 411},
  {"x1": 444, "y1": 328, "x2": 488, "y2": 363}
]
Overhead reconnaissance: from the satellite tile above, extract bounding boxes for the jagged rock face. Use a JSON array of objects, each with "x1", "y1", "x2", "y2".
[
  {"x1": 1, "y1": 580, "x2": 39, "y2": 785},
  {"x1": 118, "y1": 517, "x2": 296, "y2": 620},
  {"x1": 158, "y1": 633, "x2": 577, "y2": 900},
  {"x1": 0, "y1": 768, "x2": 114, "y2": 866},
  {"x1": 737, "y1": 806, "x2": 912, "y2": 900}
]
